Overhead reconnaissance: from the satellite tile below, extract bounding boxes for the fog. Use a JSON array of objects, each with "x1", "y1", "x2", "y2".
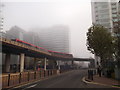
[{"x1": 2, "y1": 0, "x2": 94, "y2": 58}]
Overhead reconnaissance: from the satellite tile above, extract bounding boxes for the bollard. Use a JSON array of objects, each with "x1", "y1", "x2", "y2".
[
  {"x1": 88, "y1": 69, "x2": 94, "y2": 80},
  {"x1": 44, "y1": 70, "x2": 45, "y2": 77},
  {"x1": 19, "y1": 73, "x2": 21, "y2": 83},
  {"x1": 28, "y1": 72, "x2": 29, "y2": 81},
  {"x1": 90, "y1": 70, "x2": 91, "y2": 80},
  {"x1": 40, "y1": 71, "x2": 41, "y2": 78},
  {"x1": 8, "y1": 74, "x2": 10, "y2": 86},
  {"x1": 34, "y1": 71, "x2": 36, "y2": 79},
  {"x1": 88, "y1": 70, "x2": 90, "y2": 79},
  {"x1": 89, "y1": 70, "x2": 92, "y2": 80},
  {"x1": 91, "y1": 70, "x2": 93, "y2": 80}
]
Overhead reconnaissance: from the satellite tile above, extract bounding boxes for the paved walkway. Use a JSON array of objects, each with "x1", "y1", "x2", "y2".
[{"x1": 85, "y1": 75, "x2": 120, "y2": 88}]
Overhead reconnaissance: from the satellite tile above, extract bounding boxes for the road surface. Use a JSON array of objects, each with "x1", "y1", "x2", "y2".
[{"x1": 13, "y1": 69, "x2": 112, "y2": 89}]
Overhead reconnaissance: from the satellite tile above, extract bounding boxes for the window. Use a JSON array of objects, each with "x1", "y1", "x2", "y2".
[
  {"x1": 111, "y1": 5, "x2": 117, "y2": 8},
  {"x1": 113, "y1": 19, "x2": 118, "y2": 22},
  {"x1": 99, "y1": 19, "x2": 110, "y2": 22},
  {"x1": 98, "y1": 14, "x2": 109, "y2": 19},
  {"x1": 99, "y1": 9, "x2": 109, "y2": 13},
  {"x1": 112, "y1": 14, "x2": 117, "y2": 17},
  {"x1": 112, "y1": 9, "x2": 117, "y2": 13},
  {"x1": 111, "y1": 3, "x2": 116, "y2": 6}
]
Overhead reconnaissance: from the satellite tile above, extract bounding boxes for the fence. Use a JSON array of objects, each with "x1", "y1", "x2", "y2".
[
  {"x1": 2, "y1": 68, "x2": 73, "y2": 89},
  {"x1": 2, "y1": 69, "x2": 58, "y2": 89}
]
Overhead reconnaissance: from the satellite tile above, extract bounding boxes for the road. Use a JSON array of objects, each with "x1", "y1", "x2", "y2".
[{"x1": 13, "y1": 69, "x2": 112, "y2": 89}]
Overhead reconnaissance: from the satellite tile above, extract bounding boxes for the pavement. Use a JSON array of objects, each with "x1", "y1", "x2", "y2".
[{"x1": 83, "y1": 74, "x2": 120, "y2": 88}]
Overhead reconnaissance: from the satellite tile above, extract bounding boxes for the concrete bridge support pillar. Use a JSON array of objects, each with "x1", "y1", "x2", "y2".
[
  {"x1": 44, "y1": 58, "x2": 47, "y2": 71},
  {"x1": 5, "y1": 53, "x2": 11, "y2": 73},
  {"x1": 58, "y1": 61, "x2": 60, "y2": 70},
  {"x1": 57, "y1": 61, "x2": 60, "y2": 70},
  {"x1": 20, "y1": 53, "x2": 25, "y2": 72}
]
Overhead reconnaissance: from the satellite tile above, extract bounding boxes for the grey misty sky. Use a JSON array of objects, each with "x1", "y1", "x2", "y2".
[{"x1": 2, "y1": 0, "x2": 94, "y2": 58}]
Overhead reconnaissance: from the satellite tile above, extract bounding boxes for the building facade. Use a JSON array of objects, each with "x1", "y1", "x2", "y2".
[
  {"x1": 2, "y1": 26, "x2": 35, "y2": 73},
  {"x1": 91, "y1": 0, "x2": 120, "y2": 67},
  {"x1": 6, "y1": 26, "x2": 25, "y2": 40},
  {"x1": 91, "y1": 1, "x2": 119, "y2": 34},
  {"x1": 30, "y1": 25, "x2": 70, "y2": 53},
  {"x1": 0, "y1": 3, "x2": 4, "y2": 33},
  {"x1": 29, "y1": 25, "x2": 70, "y2": 66},
  {"x1": 2, "y1": 25, "x2": 70, "y2": 72}
]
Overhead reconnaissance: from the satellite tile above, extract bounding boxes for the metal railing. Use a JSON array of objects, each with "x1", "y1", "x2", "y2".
[{"x1": 2, "y1": 69, "x2": 58, "y2": 89}]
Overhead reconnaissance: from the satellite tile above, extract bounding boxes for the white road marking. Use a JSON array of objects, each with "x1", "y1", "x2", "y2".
[{"x1": 26, "y1": 84, "x2": 37, "y2": 89}]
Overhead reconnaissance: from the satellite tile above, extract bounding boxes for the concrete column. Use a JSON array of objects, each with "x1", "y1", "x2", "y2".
[
  {"x1": 57, "y1": 61, "x2": 60, "y2": 70},
  {"x1": 20, "y1": 53, "x2": 25, "y2": 72},
  {"x1": 5, "y1": 53, "x2": 11, "y2": 73},
  {"x1": 57, "y1": 61, "x2": 58, "y2": 69},
  {"x1": 58, "y1": 61, "x2": 61, "y2": 70},
  {"x1": 44, "y1": 58, "x2": 47, "y2": 71}
]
